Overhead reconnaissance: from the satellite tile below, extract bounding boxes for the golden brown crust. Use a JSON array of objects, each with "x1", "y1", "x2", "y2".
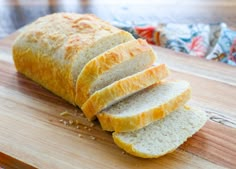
[
  {"x1": 20, "y1": 13, "x2": 122, "y2": 60},
  {"x1": 13, "y1": 47, "x2": 75, "y2": 103},
  {"x1": 97, "y1": 87, "x2": 191, "y2": 132},
  {"x1": 13, "y1": 13, "x2": 132, "y2": 104},
  {"x1": 75, "y1": 39, "x2": 155, "y2": 107},
  {"x1": 112, "y1": 106, "x2": 207, "y2": 158},
  {"x1": 82, "y1": 64, "x2": 169, "y2": 120}
]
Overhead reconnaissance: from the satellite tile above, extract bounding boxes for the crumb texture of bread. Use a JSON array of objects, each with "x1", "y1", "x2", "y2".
[
  {"x1": 97, "y1": 81, "x2": 191, "y2": 132},
  {"x1": 75, "y1": 39, "x2": 156, "y2": 107},
  {"x1": 82, "y1": 64, "x2": 169, "y2": 120},
  {"x1": 13, "y1": 13, "x2": 134, "y2": 104},
  {"x1": 113, "y1": 106, "x2": 207, "y2": 158}
]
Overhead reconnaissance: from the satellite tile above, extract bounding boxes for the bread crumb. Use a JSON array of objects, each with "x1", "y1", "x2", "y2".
[
  {"x1": 78, "y1": 134, "x2": 83, "y2": 138},
  {"x1": 84, "y1": 126, "x2": 88, "y2": 129},
  {"x1": 80, "y1": 113, "x2": 85, "y2": 117},
  {"x1": 63, "y1": 120, "x2": 68, "y2": 125},
  {"x1": 76, "y1": 125, "x2": 80, "y2": 129},
  {"x1": 90, "y1": 136, "x2": 96, "y2": 140},
  {"x1": 68, "y1": 120, "x2": 74, "y2": 125},
  {"x1": 89, "y1": 123, "x2": 94, "y2": 127},
  {"x1": 60, "y1": 111, "x2": 72, "y2": 116},
  {"x1": 184, "y1": 105, "x2": 191, "y2": 110},
  {"x1": 74, "y1": 120, "x2": 80, "y2": 125},
  {"x1": 59, "y1": 119, "x2": 64, "y2": 123},
  {"x1": 88, "y1": 128, "x2": 91, "y2": 132}
]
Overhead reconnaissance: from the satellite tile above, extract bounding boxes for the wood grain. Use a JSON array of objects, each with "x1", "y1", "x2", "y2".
[
  {"x1": 0, "y1": 77, "x2": 229, "y2": 169},
  {"x1": 0, "y1": 31, "x2": 236, "y2": 168},
  {"x1": 155, "y1": 46, "x2": 236, "y2": 86},
  {"x1": 0, "y1": 152, "x2": 36, "y2": 169},
  {"x1": 180, "y1": 121, "x2": 236, "y2": 169}
]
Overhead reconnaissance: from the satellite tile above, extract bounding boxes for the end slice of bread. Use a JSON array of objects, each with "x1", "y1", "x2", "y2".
[
  {"x1": 112, "y1": 106, "x2": 207, "y2": 158},
  {"x1": 82, "y1": 64, "x2": 169, "y2": 120},
  {"x1": 97, "y1": 81, "x2": 191, "y2": 132},
  {"x1": 75, "y1": 39, "x2": 156, "y2": 107}
]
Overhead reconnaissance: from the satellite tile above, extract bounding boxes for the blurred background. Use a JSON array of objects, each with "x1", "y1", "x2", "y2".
[
  {"x1": 1, "y1": 0, "x2": 236, "y2": 39},
  {"x1": 1, "y1": 0, "x2": 236, "y2": 65}
]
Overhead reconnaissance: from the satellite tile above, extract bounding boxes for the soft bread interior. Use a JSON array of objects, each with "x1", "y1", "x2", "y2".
[
  {"x1": 101, "y1": 81, "x2": 190, "y2": 117},
  {"x1": 71, "y1": 31, "x2": 134, "y2": 85},
  {"x1": 90, "y1": 52, "x2": 155, "y2": 94},
  {"x1": 82, "y1": 64, "x2": 169, "y2": 120},
  {"x1": 113, "y1": 106, "x2": 207, "y2": 158},
  {"x1": 97, "y1": 80, "x2": 191, "y2": 132},
  {"x1": 75, "y1": 39, "x2": 156, "y2": 107}
]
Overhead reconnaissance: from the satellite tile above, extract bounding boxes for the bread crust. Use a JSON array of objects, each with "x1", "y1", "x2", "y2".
[
  {"x1": 112, "y1": 107, "x2": 207, "y2": 158},
  {"x1": 13, "y1": 13, "x2": 133, "y2": 104},
  {"x1": 113, "y1": 132, "x2": 176, "y2": 158},
  {"x1": 97, "y1": 85, "x2": 191, "y2": 132},
  {"x1": 13, "y1": 47, "x2": 75, "y2": 103},
  {"x1": 75, "y1": 39, "x2": 155, "y2": 107},
  {"x1": 82, "y1": 64, "x2": 169, "y2": 120}
]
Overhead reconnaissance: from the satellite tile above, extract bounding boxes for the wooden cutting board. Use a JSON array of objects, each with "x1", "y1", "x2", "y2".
[{"x1": 0, "y1": 32, "x2": 235, "y2": 169}]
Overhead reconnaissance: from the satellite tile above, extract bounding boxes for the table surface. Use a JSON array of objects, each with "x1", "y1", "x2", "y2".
[
  {"x1": 0, "y1": 1, "x2": 236, "y2": 169},
  {"x1": 0, "y1": 29, "x2": 236, "y2": 168},
  {"x1": 1, "y1": 0, "x2": 236, "y2": 39}
]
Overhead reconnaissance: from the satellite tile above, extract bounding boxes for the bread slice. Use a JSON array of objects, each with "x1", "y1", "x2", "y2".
[
  {"x1": 113, "y1": 106, "x2": 207, "y2": 158},
  {"x1": 13, "y1": 13, "x2": 134, "y2": 105},
  {"x1": 82, "y1": 64, "x2": 169, "y2": 120},
  {"x1": 97, "y1": 81, "x2": 191, "y2": 132},
  {"x1": 75, "y1": 39, "x2": 156, "y2": 107}
]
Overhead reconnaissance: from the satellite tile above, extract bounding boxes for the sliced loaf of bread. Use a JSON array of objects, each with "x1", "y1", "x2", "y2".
[
  {"x1": 13, "y1": 13, "x2": 134, "y2": 104},
  {"x1": 82, "y1": 64, "x2": 169, "y2": 120},
  {"x1": 75, "y1": 39, "x2": 156, "y2": 107},
  {"x1": 113, "y1": 106, "x2": 207, "y2": 158},
  {"x1": 97, "y1": 81, "x2": 191, "y2": 132}
]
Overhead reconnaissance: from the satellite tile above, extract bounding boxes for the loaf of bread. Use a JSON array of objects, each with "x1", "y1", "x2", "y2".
[
  {"x1": 113, "y1": 106, "x2": 207, "y2": 158},
  {"x1": 75, "y1": 38, "x2": 156, "y2": 107},
  {"x1": 13, "y1": 13, "x2": 134, "y2": 105},
  {"x1": 13, "y1": 13, "x2": 207, "y2": 159},
  {"x1": 97, "y1": 81, "x2": 191, "y2": 132},
  {"x1": 82, "y1": 64, "x2": 169, "y2": 120}
]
